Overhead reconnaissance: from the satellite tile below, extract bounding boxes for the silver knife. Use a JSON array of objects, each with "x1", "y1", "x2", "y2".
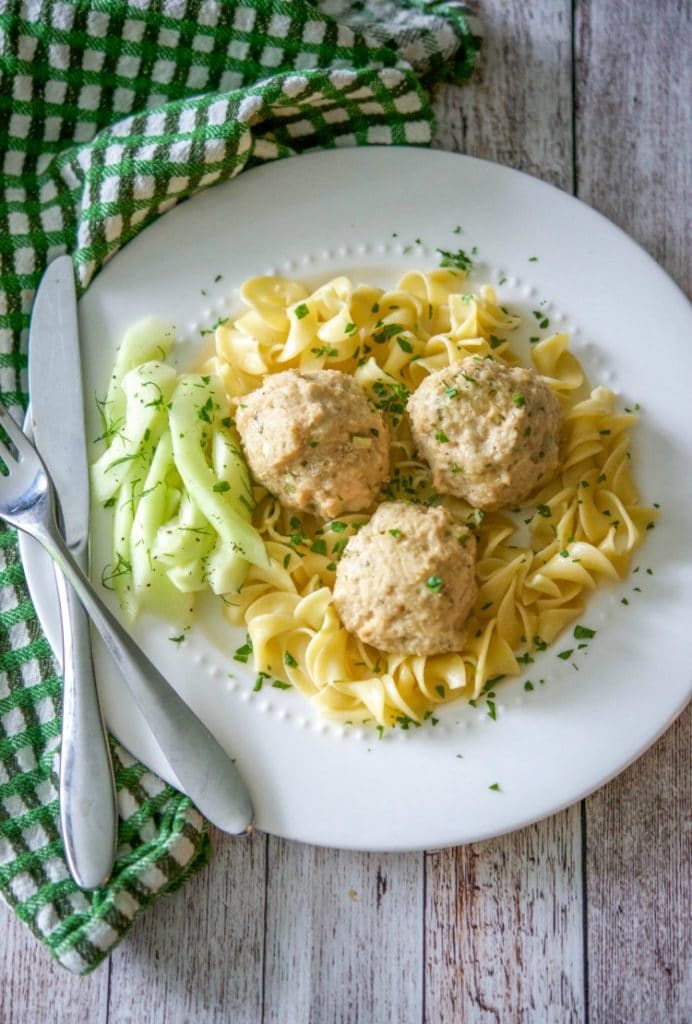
[{"x1": 29, "y1": 255, "x2": 118, "y2": 889}]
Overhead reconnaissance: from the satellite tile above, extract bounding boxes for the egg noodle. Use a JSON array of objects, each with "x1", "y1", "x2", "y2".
[{"x1": 207, "y1": 269, "x2": 654, "y2": 726}]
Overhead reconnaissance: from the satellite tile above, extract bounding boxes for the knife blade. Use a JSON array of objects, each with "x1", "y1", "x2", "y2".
[
  {"x1": 29, "y1": 255, "x2": 118, "y2": 889},
  {"x1": 30, "y1": 256, "x2": 90, "y2": 555}
]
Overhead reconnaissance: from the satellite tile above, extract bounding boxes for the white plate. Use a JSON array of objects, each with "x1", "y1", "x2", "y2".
[{"x1": 20, "y1": 148, "x2": 692, "y2": 851}]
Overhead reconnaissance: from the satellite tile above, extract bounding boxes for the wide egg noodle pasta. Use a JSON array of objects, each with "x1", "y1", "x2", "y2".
[{"x1": 214, "y1": 271, "x2": 655, "y2": 726}]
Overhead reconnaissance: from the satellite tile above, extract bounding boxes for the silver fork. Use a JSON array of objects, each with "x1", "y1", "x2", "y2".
[{"x1": 0, "y1": 404, "x2": 254, "y2": 838}]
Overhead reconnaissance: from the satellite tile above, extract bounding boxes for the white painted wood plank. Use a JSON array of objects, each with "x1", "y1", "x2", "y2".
[
  {"x1": 432, "y1": 0, "x2": 573, "y2": 188},
  {"x1": 107, "y1": 829, "x2": 266, "y2": 1024},
  {"x1": 262, "y1": 838, "x2": 424, "y2": 1024},
  {"x1": 576, "y1": 2, "x2": 691, "y2": 1020},
  {"x1": 0, "y1": 901, "x2": 109, "y2": 1024},
  {"x1": 425, "y1": 809, "x2": 585, "y2": 1023},
  {"x1": 584, "y1": 710, "x2": 691, "y2": 1023},
  {"x1": 427, "y1": 3, "x2": 584, "y2": 1020},
  {"x1": 575, "y1": 0, "x2": 691, "y2": 294}
]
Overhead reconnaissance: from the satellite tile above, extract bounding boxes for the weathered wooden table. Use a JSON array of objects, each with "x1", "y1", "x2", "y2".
[{"x1": 2, "y1": 3, "x2": 689, "y2": 1021}]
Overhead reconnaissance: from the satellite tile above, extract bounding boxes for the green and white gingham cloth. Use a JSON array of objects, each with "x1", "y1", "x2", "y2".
[{"x1": 0, "y1": 0, "x2": 480, "y2": 973}]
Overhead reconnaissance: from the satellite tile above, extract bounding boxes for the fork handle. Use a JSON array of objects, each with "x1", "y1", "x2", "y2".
[
  {"x1": 54, "y1": 563, "x2": 118, "y2": 889},
  {"x1": 36, "y1": 520, "x2": 254, "y2": 836}
]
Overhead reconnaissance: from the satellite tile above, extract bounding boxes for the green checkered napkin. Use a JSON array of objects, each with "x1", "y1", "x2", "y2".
[{"x1": 0, "y1": 0, "x2": 480, "y2": 973}]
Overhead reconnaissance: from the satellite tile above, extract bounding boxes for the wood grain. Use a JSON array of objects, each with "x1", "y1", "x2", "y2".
[
  {"x1": 106, "y1": 829, "x2": 266, "y2": 1024},
  {"x1": 262, "y1": 839, "x2": 424, "y2": 1024},
  {"x1": 427, "y1": 4, "x2": 585, "y2": 1021},
  {"x1": 584, "y1": 709, "x2": 691, "y2": 1024},
  {"x1": 0, "y1": 905, "x2": 109, "y2": 1024},
  {"x1": 575, "y1": 4, "x2": 692, "y2": 1019},
  {"x1": 575, "y1": 0, "x2": 691, "y2": 295},
  {"x1": 425, "y1": 810, "x2": 585, "y2": 1024},
  {"x1": 432, "y1": 0, "x2": 573, "y2": 187}
]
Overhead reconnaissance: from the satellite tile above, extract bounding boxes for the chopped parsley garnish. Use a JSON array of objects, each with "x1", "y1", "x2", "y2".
[
  {"x1": 169, "y1": 634, "x2": 186, "y2": 645},
  {"x1": 272, "y1": 680, "x2": 292, "y2": 690},
  {"x1": 436, "y1": 247, "x2": 473, "y2": 272},
  {"x1": 212, "y1": 480, "x2": 230, "y2": 493},
  {"x1": 489, "y1": 782, "x2": 500, "y2": 792},
  {"x1": 435, "y1": 684, "x2": 445, "y2": 698},
  {"x1": 573, "y1": 625, "x2": 596, "y2": 639},
  {"x1": 536, "y1": 504, "x2": 552, "y2": 517},
  {"x1": 371, "y1": 379, "x2": 410, "y2": 424},
  {"x1": 372, "y1": 322, "x2": 405, "y2": 344},
  {"x1": 311, "y1": 345, "x2": 338, "y2": 358},
  {"x1": 512, "y1": 392, "x2": 526, "y2": 407},
  {"x1": 344, "y1": 322, "x2": 357, "y2": 334},
  {"x1": 253, "y1": 672, "x2": 269, "y2": 692},
  {"x1": 529, "y1": 256, "x2": 539, "y2": 262},
  {"x1": 294, "y1": 303, "x2": 309, "y2": 320},
  {"x1": 445, "y1": 385, "x2": 459, "y2": 398},
  {"x1": 389, "y1": 528, "x2": 401, "y2": 538},
  {"x1": 435, "y1": 430, "x2": 449, "y2": 443},
  {"x1": 557, "y1": 649, "x2": 574, "y2": 660},
  {"x1": 284, "y1": 651, "x2": 298, "y2": 668},
  {"x1": 331, "y1": 521, "x2": 347, "y2": 532},
  {"x1": 517, "y1": 652, "x2": 534, "y2": 666},
  {"x1": 425, "y1": 575, "x2": 444, "y2": 592},
  {"x1": 397, "y1": 337, "x2": 413, "y2": 353},
  {"x1": 533, "y1": 635, "x2": 548, "y2": 651},
  {"x1": 233, "y1": 637, "x2": 253, "y2": 663},
  {"x1": 532, "y1": 310, "x2": 550, "y2": 329},
  {"x1": 489, "y1": 335, "x2": 504, "y2": 350},
  {"x1": 310, "y1": 539, "x2": 328, "y2": 556},
  {"x1": 524, "y1": 681, "x2": 534, "y2": 692},
  {"x1": 198, "y1": 396, "x2": 214, "y2": 423},
  {"x1": 200, "y1": 316, "x2": 229, "y2": 336}
]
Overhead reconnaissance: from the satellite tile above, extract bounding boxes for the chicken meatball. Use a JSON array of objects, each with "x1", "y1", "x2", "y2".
[
  {"x1": 333, "y1": 502, "x2": 477, "y2": 655},
  {"x1": 407, "y1": 356, "x2": 561, "y2": 510},
  {"x1": 235, "y1": 369, "x2": 389, "y2": 519}
]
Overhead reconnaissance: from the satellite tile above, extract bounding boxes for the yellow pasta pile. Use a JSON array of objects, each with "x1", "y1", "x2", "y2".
[{"x1": 206, "y1": 269, "x2": 654, "y2": 726}]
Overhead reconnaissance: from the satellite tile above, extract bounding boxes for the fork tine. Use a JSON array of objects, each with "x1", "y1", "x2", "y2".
[
  {"x1": 0, "y1": 432, "x2": 17, "y2": 471},
  {"x1": 0, "y1": 404, "x2": 28, "y2": 466},
  {"x1": 0, "y1": 402, "x2": 28, "y2": 453}
]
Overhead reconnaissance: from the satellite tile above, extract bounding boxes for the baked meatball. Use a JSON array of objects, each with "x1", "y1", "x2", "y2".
[
  {"x1": 235, "y1": 369, "x2": 389, "y2": 519},
  {"x1": 407, "y1": 356, "x2": 560, "y2": 510},
  {"x1": 333, "y1": 501, "x2": 477, "y2": 655}
]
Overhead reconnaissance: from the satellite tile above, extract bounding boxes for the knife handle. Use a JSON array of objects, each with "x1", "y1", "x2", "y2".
[{"x1": 54, "y1": 563, "x2": 118, "y2": 889}]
